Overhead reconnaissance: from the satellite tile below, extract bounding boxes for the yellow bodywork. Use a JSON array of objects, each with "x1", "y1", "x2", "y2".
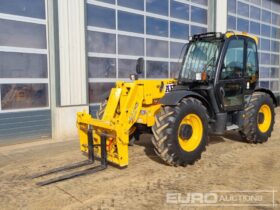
[
  {"x1": 225, "y1": 31, "x2": 259, "y2": 45},
  {"x1": 77, "y1": 79, "x2": 176, "y2": 167}
]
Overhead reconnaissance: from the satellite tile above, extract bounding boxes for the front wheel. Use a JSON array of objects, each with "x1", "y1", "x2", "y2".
[{"x1": 152, "y1": 97, "x2": 209, "y2": 166}]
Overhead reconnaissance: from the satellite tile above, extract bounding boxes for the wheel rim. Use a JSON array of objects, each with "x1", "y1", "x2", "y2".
[
  {"x1": 178, "y1": 114, "x2": 203, "y2": 152},
  {"x1": 258, "y1": 104, "x2": 272, "y2": 133}
]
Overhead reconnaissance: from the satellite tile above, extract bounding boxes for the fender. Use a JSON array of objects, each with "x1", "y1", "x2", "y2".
[
  {"x1": 254, "y1": 88, "x2": 278, "y2": 106},
  {"x1": 160, "y1": 90, "x2": 213, "y2": 116}
]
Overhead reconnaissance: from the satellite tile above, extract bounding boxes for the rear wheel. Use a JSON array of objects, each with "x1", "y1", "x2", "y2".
[
  {"x1": 152, "y1": 97, "x2": 209, "y2": 166},
  {"x1": 240, "y1": 92, "x2": 275, "y2": 143}
]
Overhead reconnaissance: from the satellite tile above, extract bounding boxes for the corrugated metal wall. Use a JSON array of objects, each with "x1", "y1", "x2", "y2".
[{"x1": 0, "y1": 110, "x2": 51, "y2": 146}]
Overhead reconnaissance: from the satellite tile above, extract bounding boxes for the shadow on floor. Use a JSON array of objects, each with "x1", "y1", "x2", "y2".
[
  {"x1": 134, "y1": 134, "x2": 169, "y2": 166},
  {"x1": 134, "y1": 130, "x2": 246, "y2": 165}
]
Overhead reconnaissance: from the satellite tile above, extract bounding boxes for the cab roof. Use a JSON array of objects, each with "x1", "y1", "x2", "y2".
[
  {"x1": 191, "y1": 31, "x2": 258, "y2": 45},
  {"x1": 225, "y1": 31, "x2": 258, "y2": 45}
]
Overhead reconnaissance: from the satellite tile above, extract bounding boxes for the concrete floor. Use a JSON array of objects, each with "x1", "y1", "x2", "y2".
[{"x1": 0, "y1": 109, "x2": 280, "y2": 210}]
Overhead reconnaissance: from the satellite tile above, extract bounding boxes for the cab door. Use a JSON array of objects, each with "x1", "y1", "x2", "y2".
[{"x1": 216, "y1": 38, "x2": 246, "y2": 111}]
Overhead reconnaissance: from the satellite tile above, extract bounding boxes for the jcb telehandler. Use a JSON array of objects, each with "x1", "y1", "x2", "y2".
[{"x1": 33, "y1": 32, "x2": 278, "y2": 186}]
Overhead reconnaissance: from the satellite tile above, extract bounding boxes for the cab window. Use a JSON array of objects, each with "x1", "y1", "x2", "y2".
[
  {"x1": 246, "y1": 40, "x2": 258, "y2": 88},
  {"x1": 221, "y1": 39, "x2": 245, "y2": 80}
]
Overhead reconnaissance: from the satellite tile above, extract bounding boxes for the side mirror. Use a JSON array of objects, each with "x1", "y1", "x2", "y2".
[{"x1": 136, "y1": 57, "x2": 144, "y2": 75}]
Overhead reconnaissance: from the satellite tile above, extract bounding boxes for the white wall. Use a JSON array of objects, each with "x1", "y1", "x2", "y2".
[
  {"x1": 215, "y1": 0, "x2": 228, "y2": 33},
  {"x1": 48, "y1": 0, "x2": 88, "y2": 141},
  {"x1": 57, "y1": 0, "x2": 87, "y2": 106}
]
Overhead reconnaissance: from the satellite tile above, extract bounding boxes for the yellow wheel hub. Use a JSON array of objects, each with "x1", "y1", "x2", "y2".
[
  {"x1": 258, "y1": 104, "x2": 272, "y2": 133},
  {"x1": 178, "y1": 114, "x2": 203, "y2": 152}
]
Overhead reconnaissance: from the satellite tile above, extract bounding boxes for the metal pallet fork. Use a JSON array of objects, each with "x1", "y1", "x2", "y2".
[{"x1": 31, "y1": 127, "x2": 107, "y2": 186}]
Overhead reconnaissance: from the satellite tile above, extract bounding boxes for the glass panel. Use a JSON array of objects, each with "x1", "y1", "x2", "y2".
[
  {"x1": 221, "y1": 39, "x2": 244, "y2": 80},
  {"x1": 170, "y1": 22, "x2": 189, "y2": 39},
  {"x1": 261, "y1": 24, "x2": 270, "y2": 37},
  {"x1": 272, "y1": 13, "x2": 280, "y2": 25},
  {"x1": 260, "y1": 53, "x2": 270, "y2": 65},
  {"x1": 246, "y1": 41, "x2": 258, "y2": 88},
  {"x1": 96, "y1": 0, "x2": 115, "y2": 4},
  {"x1": 191, "y1": 6, "x2": 207, "y2": 24},
  {"x1": 223, "y1": 82, "x2": 243, "y2": 107},
  {"x1": 250, "y1": 6, "x2": 260, "y2": 20},
  {"x1": 89, "y1": 83, "x2": 115, "y2": 103},
  {"x1": 118, "y1": 35, "x2": 144, "y2": 56},
  {"x1": 146, "y1": 0, "x2": 168, "y2": 15},
  {"x1": 262, "y1": 0, "x2": 271, "y2": 9},
  {"x1": 237, "y1": 18, "x2": 249, "y2": 32},
  {"x1": 1, "y1": 84, "x2": 48, "y2": 110},
  {"x1": 271, "y1": 68, "x2": 279, "y2": 78},
  {"x1": 146, "y1": 39, "x2": 168, "y2": 58},
  {"x1": 146, "y1": 17, "x2": 168, "y2": 37},
  {"x1": 260, "y1": 67, "x2": 270, "y2": 78},
  {"x1": 261, "y1": 10, "x2": 271, "y2": 23},
  {"x1": 0, "y1": 19, "x2": 46, "y2": 49},
  {"x1": 228, "y1": 16, "x2": 236, "y2": 30},
  {"x1": 260, "y1": 81, "x2": 269, "y2": 89},
  {"x1": 0, "y1": 0, "x2": 45, "y2": 19},
  {"x1": 251, "y1": 0, "x2": 261, "y2": 5},
  {"x1": 118, "y1": 0, "x2": 144, "y2": 10},
  {"x1": 237, "y1": 2, "x2": 249, "y2": 17},
  {"x1": 250, "y1": 21, "x2": 260, "y2": 35},
  {"x1": 181, "y1": 40, "x2": 222, "y2": 80},
  {"x1": 118, "y1": 59, "x2": 144, "y2": 78},
  {"x1": 87, "y1": 31, "x2": 116, "y2": 53},
  {"x1": 271, "y1": 54, "x2": 279, "y2": 66},
  {"x1": 170, "y1": 42, "x2": 186, "y2": 59},
  {"x1": 88, "y1": 57, "x2": 116, "y2": 78},
  {"x1": 271, "y1": 41, "x2": 280, "y2": 52},
  {"x1": 146, "y1": 61, "x2": 168, "y2": 78},
  {"x1": 271, "y1": 27, "x2": 277, "y2": 38},
  {"x1": 270, "y1": 81, "x2": 279, "y2": 92},
  {"x1": 190, "y1": 26, "x2": 207, "y2": 36},
  {"x1": 272, "y1": 0, "x2": 280, "y2": 13},
  {"x1": 0, "y1": 52, "x2": 47, "y2": 78},
  {"x1": 87, "y1": 5, "x2": 115, "y2": 29},
  {"x1": 191, "y1": 0, "x2": 208, "y2": 6},
  {"x1": 261, "y1": 38, "x2": 270, "y2": 51},
  {"x1": 170, "y1": 62, "x2": 181, "y2": 78},
  {"x1": 118, "y1": 11, "x2": 144, "y2": 33},
  {"x1": 170, "y1": 0, "x2": 189, "y2": 20},
  {"x1": 228, "y1": 0, "x2": 236, "y2": 13},
  {"x1": 276, "y1": 28, "x2": 280, "y2": 39}
]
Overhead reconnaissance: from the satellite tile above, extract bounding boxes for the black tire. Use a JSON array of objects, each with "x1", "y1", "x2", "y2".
[
  {"x1": 151, "y1": 97, "x2": 209, "y2": 166},
  {"x1": 97, "y1": 100, "x2": 138, "y2": 145},
  {"x1": 240, "y1": 92, "x2": 275, "y2": 143}
]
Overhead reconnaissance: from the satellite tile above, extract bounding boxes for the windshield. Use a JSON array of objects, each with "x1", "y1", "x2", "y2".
[{"x1": 180, "y1": 40, "x2": 221, "y2": 81}]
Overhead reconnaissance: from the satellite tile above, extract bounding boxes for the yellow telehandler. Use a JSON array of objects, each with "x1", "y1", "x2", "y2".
[{"x1": 32, "y1": 32, "x2": 278, "y2": 186}]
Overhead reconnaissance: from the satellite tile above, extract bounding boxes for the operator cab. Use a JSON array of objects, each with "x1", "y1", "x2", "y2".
[{"x1": 177, "y1": 31, "x2": 260, "y2": 112}]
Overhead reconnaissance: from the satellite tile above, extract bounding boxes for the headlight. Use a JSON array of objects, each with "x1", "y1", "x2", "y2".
[{"x1": 196, "y1": 73, "x2": 202, "y2": 80}]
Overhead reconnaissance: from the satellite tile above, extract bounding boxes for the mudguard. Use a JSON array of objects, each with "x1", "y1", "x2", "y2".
[
  {"x1": 160, "y1": 90, "x2": 210, "y2": 108},
  {"x1": 254, "y1": 88, "x2": 278, "y2": 106}
]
